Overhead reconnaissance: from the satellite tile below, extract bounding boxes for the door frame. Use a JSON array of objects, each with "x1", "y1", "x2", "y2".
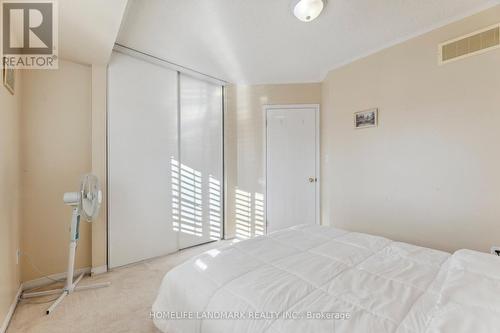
[{"x1": 263, "y1": 104, "x2": 321, "y2": 233}]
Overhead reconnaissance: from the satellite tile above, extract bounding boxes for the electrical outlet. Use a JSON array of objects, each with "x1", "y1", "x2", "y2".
[
  {"x1": 491, "y1": 246, "x2": 500, "y2": 256},
  {"x1": 16, "y1": 249, "x2": 21, "y2": 264}
]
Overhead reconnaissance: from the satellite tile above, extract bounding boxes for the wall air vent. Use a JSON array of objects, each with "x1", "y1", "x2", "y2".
[{"x1": 439, "y1": 24, "x2": 500, "y2": 65}]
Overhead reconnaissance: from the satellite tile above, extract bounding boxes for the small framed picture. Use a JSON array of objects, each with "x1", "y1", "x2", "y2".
[
  {"x1": 3, "y1": 63, "x2": 15, "y2": 95},
  {"x1": 354, "y1": 108, "x2": 378, "y2": 129}
]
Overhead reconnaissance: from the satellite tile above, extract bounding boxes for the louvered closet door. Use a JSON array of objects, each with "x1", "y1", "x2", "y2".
[
  {"x1": 177, "y1": 74, "x2": 223, "y2": 249},
  {"x1": 108, "y1": 51, "x2": 179, "y2": 268}
]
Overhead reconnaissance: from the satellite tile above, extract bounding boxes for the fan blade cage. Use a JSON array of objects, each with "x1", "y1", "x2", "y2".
[{"x1": 80, "y1": 174, "x2": 102, "y2": 221}]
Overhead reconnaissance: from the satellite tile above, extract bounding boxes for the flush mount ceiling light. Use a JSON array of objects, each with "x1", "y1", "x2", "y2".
[{"x1": 292, "y1": 0, "x2": 325, "y2": 22}]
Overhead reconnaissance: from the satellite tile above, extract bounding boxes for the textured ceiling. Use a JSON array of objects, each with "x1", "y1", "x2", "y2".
[
  {"x1": 59, "y1": 0, "x2": 128, "y2": 65},
  {"x1": 117, "y1": 0, "x2": 500, "y2": 84}
]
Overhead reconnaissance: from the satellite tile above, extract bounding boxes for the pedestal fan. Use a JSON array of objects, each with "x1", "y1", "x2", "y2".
[{"x1": 22, "y1": 174, "x2": 110, "y2": 315}]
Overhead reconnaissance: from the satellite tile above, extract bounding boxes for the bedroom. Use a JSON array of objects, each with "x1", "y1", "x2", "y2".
[{"x1": 1, "y1": 0, "x2": 500, "y2": 332}]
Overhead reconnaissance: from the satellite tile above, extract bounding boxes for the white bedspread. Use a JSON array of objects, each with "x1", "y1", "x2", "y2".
[{"x1": 152, "y1": 225, "x2": 500, "y2": 333}]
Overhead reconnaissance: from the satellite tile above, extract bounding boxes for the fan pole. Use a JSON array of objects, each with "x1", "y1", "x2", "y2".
[
  {"x1": 65, "y1": 207, "x2": 79, "y2": 292},
  {"x1": 45, "y1": 207, "x2": 86, "y2": 315}
]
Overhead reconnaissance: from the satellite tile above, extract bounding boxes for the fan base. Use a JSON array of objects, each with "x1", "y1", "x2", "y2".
[
  {"x1": 22, "y1": 202, "x2": 109, "y2": 315},
  {"x1": 22, "y1": 273, "x2": 111, "y2": 314}
]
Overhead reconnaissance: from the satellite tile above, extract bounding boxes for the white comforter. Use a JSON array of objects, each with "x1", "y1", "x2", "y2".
[{"x1": 152, "y1": 225, "x2": 500, "y2": 333}]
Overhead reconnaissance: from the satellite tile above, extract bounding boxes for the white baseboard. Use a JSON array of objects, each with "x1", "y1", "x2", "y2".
[
  {"x1": 91, "y1": 265, "x2": 107, "y2": 276},
  {"x1": 22, "y1": 266, "x2": 91, "y2": 291},
  {"x1": 0, "y1": 284, "x2": 22, "y2": 333},
  {"x1": 224, "y1": 233, "x2": 236, "y2": 240}
]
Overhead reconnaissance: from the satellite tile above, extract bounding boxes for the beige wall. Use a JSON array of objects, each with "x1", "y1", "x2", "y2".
[
  {"x1": 91, "y1": 65, "x2": 108, "y2": 272},
  {"x1": 321, "y1": 6, "x2": 500, "y2": 253},
  {"x1": 225, "y1": 84, "x2": 321, "y2": 238},
  {"x1": 0, "y1": 71, "x2": 22, "y2": 329},
  {"x1": 21, "y1": 60, "x2": 92, "y2": 281}
]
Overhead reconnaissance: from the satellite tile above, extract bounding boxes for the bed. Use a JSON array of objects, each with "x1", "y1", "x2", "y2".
[{"x1": 152, "y1": 224, "x2": 500, "y2": 333}]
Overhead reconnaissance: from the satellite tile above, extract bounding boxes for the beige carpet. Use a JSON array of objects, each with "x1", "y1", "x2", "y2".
[{"x1": 8, "y1": 241, "x2": 229, "y2": 333}]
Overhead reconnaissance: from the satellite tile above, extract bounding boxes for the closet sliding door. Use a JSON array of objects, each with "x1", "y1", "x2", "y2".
[
  {"x1": 177, "y1": 74, "x2": 223, "y2": 249},
  {"x1": 108, "y1": 51, "x2": 179, "y2": 268},
  {"x1": 108, "y1": 51, "x2": 224, "y2": 268}
]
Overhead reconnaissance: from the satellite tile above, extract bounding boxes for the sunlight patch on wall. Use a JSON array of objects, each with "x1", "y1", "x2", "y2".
[
  {"x1": 235, "y1": 188, "x2": 265, "y2": 240},
  {"x1": 254, "y1": 193, "x2": 265, "y2": 236}
]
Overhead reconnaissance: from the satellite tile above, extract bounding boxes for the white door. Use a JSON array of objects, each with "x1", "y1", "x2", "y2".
[
  {"x1": 108, "y1": 51, "x2": 224, "y2": 267},
  {"x1": 177, "y1": 74, "x2": 223, "y2": 249},
  {"x1": 266, "y1": 107, "x2": 319, "y2": 232},
  {"x1": 108, "y1": 51, "x2": 179, "y2": 268}
]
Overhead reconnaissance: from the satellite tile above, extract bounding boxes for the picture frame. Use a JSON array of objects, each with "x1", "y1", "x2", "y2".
[
  {"x1": 354, "y1": 108, "x2": 378, "y2": 129},
  {"x1": 3, "y1": 63, "x2": 15, "y2": 95}
]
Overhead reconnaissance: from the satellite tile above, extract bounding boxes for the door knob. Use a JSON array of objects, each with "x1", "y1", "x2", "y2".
[{"x1": 308, "y1": 177, "x2": 317, "y2": 183}]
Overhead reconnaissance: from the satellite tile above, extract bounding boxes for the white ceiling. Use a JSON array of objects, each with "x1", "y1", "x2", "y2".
[
  {"x1": 117, "y1": 0, "x2": 499, "y2": 84},
  {"x1": 59, "y1": 0, "x2": 128, "y2": 65}
]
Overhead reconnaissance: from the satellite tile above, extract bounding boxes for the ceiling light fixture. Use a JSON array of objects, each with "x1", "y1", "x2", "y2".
[{"x1": 292, "y1": 0, "x2": 325, "y2": 22}]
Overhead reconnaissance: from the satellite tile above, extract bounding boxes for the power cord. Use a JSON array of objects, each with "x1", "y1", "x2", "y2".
[
  {"x1": 19, "y1": 251, "x2": 68, "y2": 304},
  {"x1": 20, "y1": 251, "x2": 63, "y2": 284}
]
